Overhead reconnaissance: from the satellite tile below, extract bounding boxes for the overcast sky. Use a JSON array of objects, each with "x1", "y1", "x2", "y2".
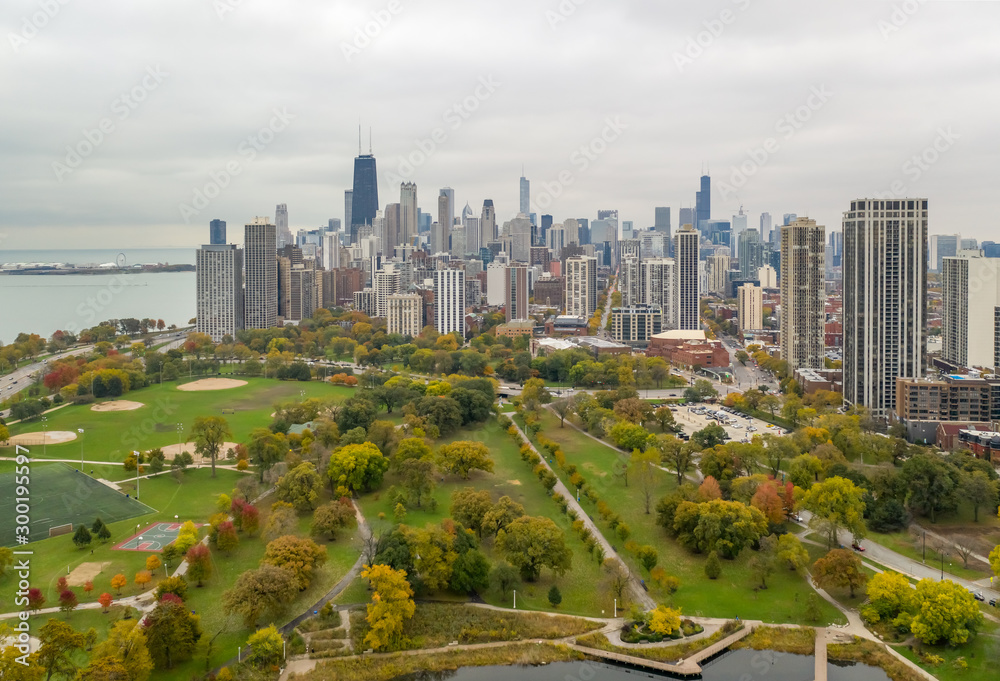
[{"x1": 1, "y1": 0, "x2": 998, "y2": 250}]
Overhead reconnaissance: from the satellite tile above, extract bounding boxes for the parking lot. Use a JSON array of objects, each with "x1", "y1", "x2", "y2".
[{"x1": 669, "y1": 404, "x2": 784, "y2": 443}]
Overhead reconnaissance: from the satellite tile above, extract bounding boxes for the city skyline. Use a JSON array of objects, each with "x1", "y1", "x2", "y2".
[{"x1": 3, "y1": 1, "x2": 999, "y2": 249}]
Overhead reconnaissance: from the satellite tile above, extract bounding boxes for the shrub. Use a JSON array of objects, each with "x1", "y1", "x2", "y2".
[{"x1": 705, "y1": 551, "x2": 722, "y2": 580}]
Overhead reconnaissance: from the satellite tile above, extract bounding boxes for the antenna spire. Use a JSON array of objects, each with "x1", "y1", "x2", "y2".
[
  {"x1": 358, "y1": 123, "x2": 362, "y2": 156},
  {"x1": 369, "y1": 128, "x2": 372, "y2": 154}
]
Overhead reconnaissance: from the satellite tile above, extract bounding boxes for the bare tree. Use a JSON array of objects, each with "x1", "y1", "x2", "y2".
[
  {"x1": 550, "y1": 399, "x2": 573, "y2": 428},
  {"x1": 953, "y1": 537, "x2": 975, "y2": 569}
]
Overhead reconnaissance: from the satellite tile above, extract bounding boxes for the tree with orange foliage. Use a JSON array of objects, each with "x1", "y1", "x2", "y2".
[
  {"x1": 134, "y1": 570, "x2": 152, "y2": 590},
  {"x1": 698, "y1": 476, "x2": 722, "y2": 501},
  {"x1": 751, "y1": 481, "x2": 786, "y2": 525},
  {"x1": 98, "y1": 592, "x2": 113, "y2": 613},
  {"x1": 110, "y1": 573, "x2": 127, "y2": 595}
]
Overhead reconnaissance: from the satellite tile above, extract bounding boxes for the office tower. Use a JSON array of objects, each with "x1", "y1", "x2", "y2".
[
  {"x1": 433, "y1": 193, "x2": 450, "y2": 254},
  {"x1": 621, "y1": 257, "x2": 641, "y2": 306},
  {"x1": 433, "y1": 269, "x2": 465, "y2": 336},
  {"x1": 275, "y1": 204, "x2": 291, "y2": 249},
  {"x1": 506, "y1": 264, "x2": 529, "y2": 322},
  {"x1": 731, "y1": 209, "x2": 747, "y2": 258},
  {"x1": 654, "y1": 207, "x2": 671, "y2": 236},
  {"x1": 598, "y1": 209, "x2": 619, "y2": 221},
  {"x1": 507, "y1": 214, "x2": 532, "y2": 262},
  {"x1": 782, "y1": 213, "x2": 797, "y2": 226},
  {"x1": 843, "y1": 199, "x2": 928, "y2": 417},
  {"x1": 418, "y1": 210, "x2": 431, "y2": 233},
  {"x1": 620, "y1": 239, "x2": 641, "y2": 262},
  {"x1": 641, "y1": 258, "x2": 675, "y2": 328},
  {"x1": 705, "y1": 220, "x2": 732, "y2": 249},
  {"x1": 758, "y1": 265, "x2": 777, "y2": 289},
  {"x1": 705, "y1": 255, "x2": 730, "y2": 296},
  {"x1": 622, "y1": 221, "x2": 634, "y2": 240},
  {"x1": 675, "y1": 224, "x2": 700, "y2": 330},
  {"x1": 384, "y1": 203, "x2": 401, "y2": 253},
  {"x1": 695, "y1": 175, "x2": 711, "y2": 230},
  {"x1": 929, "y1": 234, "x2": 960, "y2": 272},
  {"x1": 678, "y1": 208, "x2": 694, "y2": 232},
  {"x1": 547, "y1": 225, "x2": 566, "y2": 259},
  {"x1": 480, "y1": 200, "x2": 496, "y2": 247},
  {"x1": 387, "y1": 293, "x2": 422, "y2": 337},
  {"x1": 737, "y1": 284, "x2": 762, "y2": 331},
  {"x1": 209, "y1": 219, "x2": 226, "y2": 245},
  {"x1": 738, "y1": 229, "x2": 765, "y2": 280},
  {"x1": 350, "y1": 145, "x2": 379, "y2": 244},
  {"x1": 322, "y1": 233, "x2": 341, "y2": 271},
  {"x1": 641, "y1": 232, "x2": 667, "y2": 259},
  {"x1": 561, "y1": 219, "x2": 579, "y2": 246},
  {"x1": 439, "y1": 187, "x2": 455, "y2": 228},
  {"x1": 982, "y1": 241, "x2": 1000, "y2": 258},
  {"x1": 400, "y1": 182, "x2": 418, "y2": 248},
  {"x1": 327, "y1": 218, "x2": 341, "y2": 232},
  {"x1": 564, "y1": 256, "x2": 597, "y2": 317},
  {"x1": 828, "y1": 230, "x2": 844, "y2": 268},
  {"x1": 961, "y1": 238, "x2": 978, "y2": 251},
  {"x1": 519, "y1": 174, "x2": 530, "y2": 215},
  {"x1": 486, "y1": 262, "x2": 506, "y2": 306},
  {"x1": 373, "y1": 266, "x2": 401, "y2": 318},
  {"x1": 780, "y1": 217, "x2": 826, "y2": 371},
  {"x1": 577, "y1": 218, "x2": 590, "y2": 245},
  {"x1": 760, "y1": 212, "x2": 772, "y2": 238},
  {"x1": 196, "y1": 244, "x2": 243, "y2": 342},
  {"x1": 540, "y1": 214, "x2": 553, "y2": 245},
  {"x1": 344, "y1": 190, "x2": 353, "y2": 238},
  {"x1": 244, "y1": 217, "x2": 278, "y2": 330},
  {"x1": 450, "y1": 227, "x2": 466, "y2": 258},
  {"x1": 942, "y1": 251, "x2": 1000, "y2": 369},
  {"x1": 465, "y1": 217, "x2": 481, "y2": 257}
]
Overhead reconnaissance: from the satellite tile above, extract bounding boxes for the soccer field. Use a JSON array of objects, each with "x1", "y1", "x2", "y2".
[{"x1": 0, "y1": 463, "x2": 154, "y2": 546}]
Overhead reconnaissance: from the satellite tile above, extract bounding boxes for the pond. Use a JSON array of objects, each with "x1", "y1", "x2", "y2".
[{"x1": 393, "y1": 648, "x2": 893, "y2": 681}]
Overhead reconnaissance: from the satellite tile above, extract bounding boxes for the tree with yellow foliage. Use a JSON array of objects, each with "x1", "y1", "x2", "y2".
[
  {"x1": 648, "y1": 605, "x2": 682, "y2": 636},
  {"x1": 362, "y1": 564, "x2": 415, "y2": 651}
]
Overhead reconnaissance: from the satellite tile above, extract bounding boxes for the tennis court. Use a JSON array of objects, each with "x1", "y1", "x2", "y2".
[
  {"x1": 0, "y1": 462, "x2": 154, "y2": 546},
  {"x1": 113, "y1": 522, "x2": 192, "y2": 552}
]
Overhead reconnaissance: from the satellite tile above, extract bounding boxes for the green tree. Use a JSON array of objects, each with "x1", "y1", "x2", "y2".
[
  {"x1": 862, "y1": 571, "x2": 913, "y2": 625},
  {"x1": 362, "y1": 564, "x2": 416, "y2": 651},
  {"x1": 630, "y1": 449, "x2": 661, "y2": 514},
  {"x1": 547, "y1": 585, "x2": 562, "y2": 608},
  {"x1": 653, "y1": 407, "x2": 678, "y2": 433},
  {"x1": 189, "y1": 415, "x2": 232, "y2": 478},
  {"x1": 450, "y1": 549, "x2": 491, "y2": 594},
  {"x1": 311, "y1": 499, "x2": 356, "y2": 540},
  {"x1": 962, "y1": 470, "x2": 997, "y2": 522},
  {"x1": 910, "y1": 579, "x2": 984, "y2": 646},
  {"x1": 777, "y1": 534, "x2": 809, "y2": 571},
  {"x1": 482, "y1": 496, "x2": 526, "y2": 538},
  {"x1": 802, "y1": 476, "x2": 867, "y2": 548},
  {"x1": 399, "y1": 457, "x2": 436, "y2": 508},
  {"x1": 812, "y1": 549, "x2": 867, "y2": 598},
  {"x1": 143, "y1": 599, "x2": 202, "y2": 669},
  {"x1": 692, "y1": 423, "x2": 729, "y2": 450},
  {"x1": 551, "y1": 398, "x2": 573, "y2": 427},
  {"x1": 222, "y1": 565, "x2": 299, "y2": 627},
  {"x1": 902, "y1": 453, "x2": 961, "y2": 523},
  {"x1": 0, "y1": 546, "x2": 13, "y2": 577},
  {"x1": 326, "y1": 442, "x2": 389, "y2": 497},
  {"x1": 37, "y1": 618, "x2": 87, "y2": 681},
  {"x1": 747, "y1": 535, "x2": 779, "y2": 589},
  {"x1": 72, "y1": 524, "x2": 92, "y2": 549},
  {"x1": 261, "y1": 535, "x2": 327, "y2": 590},
  {"x1": 246, "y1": 428, "x2": 288, "y2": 483},
  {"x1": 246, "y1": 625, "x2": 284, "y2": 668},
  {"x1": 450, "y1": 488, "x2": 493, "y2": 538},
  {"x1": 489, "y1": 562, "x2": 519, "y2": 599},
  {"x1": 496, "y1": 516, "x2": 572, "y2": 581},
  {"x1": 673, "y1": 499, "x2": 769, "y2": 558},
  {"x1": 277, "y1": 462, "x2": 324, "y2": 511},
  {"x1": 85, "y1": 619, "x2": 153, "y2": 681},
  {"x1": 657, "y1": 436, "x2": 695, "y2": 486},
  {"x1": 704, "y1": 550, "x2": 722, "y2": 579},
  {"x1": 636, "y1": 545, "x2": 659, "y2": 572},
  {"x1": 438, "y1": 441, "x2": 495, "y2": 479}
]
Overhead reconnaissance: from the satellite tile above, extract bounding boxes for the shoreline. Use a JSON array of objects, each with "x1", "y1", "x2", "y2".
[{"x1": 0, "y1": 265, "x2": 195, "y2": 275}]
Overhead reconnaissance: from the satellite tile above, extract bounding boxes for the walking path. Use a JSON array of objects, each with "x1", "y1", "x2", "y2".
[{"x1": 509, "y1": 421, "x2": 656, "y2": 611}]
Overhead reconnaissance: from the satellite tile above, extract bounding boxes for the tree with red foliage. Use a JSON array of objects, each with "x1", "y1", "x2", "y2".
[
  {"x1": 241, "y1": 504, "x2": 260, "y2": 536},
  {"x1": 58, "y1": 589, "x2": 79, "y2": 615},
  {"x1": 98, "y1": 592, "x2": 113, "y2": 613},
  {"x1": 216, "y1": 521, "x2": 239, "y2": 554},
  {"x1": 83, "y1": 580, "x2": 94, "y2": 597},
  {"x1": 185, "y1": 544, "x2": 212, "y2": 586},
  {"x1": 751, "y1": 481, "x2": 786, "y2": 525},
  {"x1": 26, "y1": 588, "x2": 46, "y2": 612},
  {"x1": 56, "y1": 576, "x2": 68, "y2": 591}
]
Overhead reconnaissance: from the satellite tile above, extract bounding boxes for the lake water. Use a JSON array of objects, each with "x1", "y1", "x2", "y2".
[{"x1": 391, "y1": 649, "x2": 892, "y2": 681}]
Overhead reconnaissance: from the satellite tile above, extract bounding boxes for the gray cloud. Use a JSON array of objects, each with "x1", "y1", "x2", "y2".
[{"x1": 1, "y1": 0, "x2": 998, "y2": 249}]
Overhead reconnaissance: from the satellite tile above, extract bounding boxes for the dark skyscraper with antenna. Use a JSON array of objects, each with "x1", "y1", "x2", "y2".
[
  {"x1": 695, "y1": 174, "x2": 711, "y2": 231},
  {"x1": 350, "y1": 129, "x2": 379, "y2": 244}
]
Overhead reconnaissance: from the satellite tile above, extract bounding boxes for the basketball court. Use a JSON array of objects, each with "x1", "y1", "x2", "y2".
[{"x1": 112, "y1": 522, "x2": 195, "y2": 552}]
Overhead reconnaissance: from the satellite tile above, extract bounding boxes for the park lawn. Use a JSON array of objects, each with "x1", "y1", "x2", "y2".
[
  {"x1": 891, "y1": 621, "x2": 1000, "y2": 681},
  {"x1": 356, "y1": 417, "x2": 609, "y2": 618},
  {"x1": 523, "y1": 409, "x2": 845, "y2": 626},
  {"x1": 1, "y1": 377, "x2": 356, "y2": 464},
  {"x1": 867, "y1": 530, "x2": 989, "y2": 581},
  {"x1": 0, "y1": 467, "x2": 246, "y2": 606}
]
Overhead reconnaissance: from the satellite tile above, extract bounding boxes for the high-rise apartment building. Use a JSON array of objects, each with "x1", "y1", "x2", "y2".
[
  {"x1": 244, "y1": 218, "x2": 278, "y2": 330},
  {"x1": 400, "y1": 182, "x2": 417, "y2": 249},
  {"x1": 275, "y1": 204, "x2": 291, "y2": 249},
  {"x1": 780, "y1": 218, "x2": 826, "y2": 371},
  {"x1": 350, "y1": 151, "x2": 379, "y2": 244},
  {"x1": 929, "y1": 234, "x2": 960, "y2": 272},
  {"x1": 505, "y1": 264, "x2": 529, "y2": 322},
  {"x1": 506, "y1": 214, "x2": 532, "y2": 263},
  {"x1": 209, "y1": 219, "x2": 226, "y2": 245},
  {"x1": 654, "y1": 207, "x2": 671, "y2": 237},
  {"x1": 433, "y1": 269, "x2": 465, "y2": 336},
  {"x1": 641, "y1": 258, "x2": 675, "y2": 329},
  {"x1": 564, "y1": 255, "x2": 597, "y2": 318},
  {"x1": 519, "y1": 174, "x2": 530, "y2": 215},
  {"x1": 731, "y1": 209, "x2": 747, "y2": 258},
  {"x1": 373, "y1": 266, "x2": 401, "y2": 319},
  {"x1": 695, "y1": 175, "x2": 711, "y2": 230},
  {"x1": 760, "y1": 212, "x2": 772, "y2": 240},
  {"x1": 196, "y1": 244, "x2": 243, "y2": 341},
  {"x1": 434, "y1": 193, "x2": 450, "y2": 254},
  {"x1": 440, "y1": 187, "x2": 455, "y2": 228},
  {"x1": 705, "y1": 255, "x2": 730, "y2": 296},
  {"x1": 486, "y1": 262, "x2": 506, "y2": 307},
  {"x1": 675, "y1": 224, "x2": 701, "y2": 330},
  {"x1": 621, "y1": 257, "x2": 642, "y2": 306},
  {"x1": 843, "y1": 199, "x2": 928, "y2": 417},
  {"x1": 387, "y1": 293, "x2": 423, "y2": 337},
  {"x1": 344, "y1": 190, "x2": 353, "y2": 239},
  {"x1": 384, "y1": 203, "x2": 401, "y2": 253},
  {"x1": 942, "y1": 251, "x2": 1000, "y2": 369},
  {"x1": 737, "y1": 283, "x2": 762, "y2": 331},
  {"x1": 738, "y1": 229, "x2": 765, "y2": 280}
]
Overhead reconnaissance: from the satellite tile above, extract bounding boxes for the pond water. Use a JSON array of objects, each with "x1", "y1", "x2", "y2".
[{"x1": 392, "y1": 648, "x2": 892, "y2": 681}]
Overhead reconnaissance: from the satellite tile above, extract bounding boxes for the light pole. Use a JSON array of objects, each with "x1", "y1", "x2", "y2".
[
  {"x1": 79, "y1": 428, "x2": 85, "y2": 470},
  {"x1": 41, "y1": 416, "x2": 48, "y2": 458},
  {"x1": 134, "y1": 451, "x2": 141, "y2": 499},
  {"x1": 176, "y1": 423, "x2": 183, "y2": 457},
  {"x1": 513, "y1": 590, "x2": 516, "y2": 610}
]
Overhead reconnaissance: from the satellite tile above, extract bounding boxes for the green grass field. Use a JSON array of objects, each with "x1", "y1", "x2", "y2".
[
  {"x1": 523, "y1": 409, "x2": 846, "y2": 626},
  {"x1": 356, "y1": 417, "x2": 610, "y2": 617},
  {"x1": 892, "y1": 621, "x2": 1000, "y2": 681},
  {"x1": 0, "y1": 462, "x2": 153, "y2": 545},
  {"x1": 1, "y1": 377, "x2": 355, "y2": 465}
]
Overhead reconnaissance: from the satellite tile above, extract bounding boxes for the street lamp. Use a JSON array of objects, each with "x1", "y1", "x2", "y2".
[
  {"x1": 79, "y1": 428, "x2": 85, "y2": 471},
  {"x1": 176, "y1": 423, "x2": 184, "y2": 456},
  {"x1": 41, "y1": 416, "x2": 48, "y2": 458}
]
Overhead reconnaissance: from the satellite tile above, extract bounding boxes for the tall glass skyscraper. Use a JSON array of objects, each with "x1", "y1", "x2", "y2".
[
  {"x1": 209, "y1": 219, "x2": 226, "y2": 245},
  {"x1": 350, "y1": 152, "x2": 379, "y2": 244},
  {"x1": 695, "y1": 175, "x2": 711, "y2": 231}
]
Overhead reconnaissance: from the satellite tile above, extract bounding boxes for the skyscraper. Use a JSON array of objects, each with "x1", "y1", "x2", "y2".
[
  {"x1": 384, "y1": 203, "x2": 401, "y2": 253},
  {"x1": 519, "y1": 173, "x2": 530, "y2": 215},
  {"x1": 929, "y1": 234, "x2": 960, "y2": 272},
  {"x1": 654, "y1": 207, "x2": 671, "y2": 236},
  {"x1": 209, "y1": 219, "x2": 226, "y2": 245},
  {"x1": 731, "y1": 209, "x2": 747, "y2": 259},
  {"x1": 439, "y1": 187, "x2": 455, "y2": 229},
  {"x1": 480, "y1": 200, "x2": 496, "y2": 247},
  {"x1": 695, "y1": 175, "x2": 711, "y2": 231},
  {"x1": 400, "y1": 182, "x2": 418, "y2": 249},
  {"x1": 780, "y1": 217, "x2": 826, "y2": 371},
  {"x1": 564, "y1": 256, "x2": 597, "y2": 318},
  {"x1": 760, "y1": 212, "x2": 772, "y2": 239},
  {"x1": 275, "y1": 204, "x2": 291, "y2": 249},
  {"x1": 942, "y1": 250, "x2": 1000, "y2": 369},
  {"x1": 738, "y1": 229, "x2": 765, "y2": 280},
  {"x1": 505, "y1": 264, "x2": 529, "y2": 322},
  {"x1": 435, "y1": 194, "x2": 449, "y2": 254},
  {"x1": 350, "y1": 147, "x2": 379, "y2": 244},
  {"x1": 705, "y1": 254, "x2": 730, "y2": 296},
  {"x1": 344, "y1": 190, "x2": 353, "y2": 237},
  {"x1": 737, "y1": 283, "x2": 762, "y2": 331},
  {"x1": 843, "y1": 199, "x2": 928, "y2": 417},
  {"x1": 244, "y1": 217, "x2": 278, "y2": 330},
  {"x1": 433, "y1": 269, "x2": 465, "y2": 336},
  {"x1": 387, "y1": 293, "x2": 423, "y2": 337},
  {"x1": 675, "y1": 224, "x2": 700, "y2": 330},
  {"x1": 640, "y1": 258, "x2": 675, "y2": 328},
  {"x1": 196, "y1": 244, "x2": 243, "y2": 341}
]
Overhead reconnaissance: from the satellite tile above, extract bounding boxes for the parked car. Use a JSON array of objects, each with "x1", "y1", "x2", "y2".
[
  {"x1": 972, "y1": 591, "x2": 985, "y2": 602},
  {"x1": 851, "y1": 542, "x2": 866, "y2": 552},
  {"x1": 989, "y1": 597, "x2": 996, "y2": 607}
]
